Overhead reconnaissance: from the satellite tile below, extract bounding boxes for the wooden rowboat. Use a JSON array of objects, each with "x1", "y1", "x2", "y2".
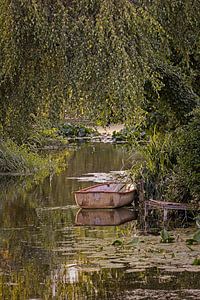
[{"x1": 75, "y1": 182, "x2": 136, "y2": 208}]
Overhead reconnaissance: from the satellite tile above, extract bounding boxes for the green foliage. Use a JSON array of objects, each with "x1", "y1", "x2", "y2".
[
  {"x1": 0, "y1": 0, "x2": 171, "y2": 140},
  {"x1": 129, "y1": 107, "x2": 200, "y2": 203},
  {"x1": 165, "y1": 108, "x2": 200, "y2": 203},
  {"x1": 176, "y1": 109, "x2": 200, "y2": 198},
  {"x1": 0, "y1": 0, "x2": 199, "y2": 140},
  {"x1": 112, "y1": 127, "x2": 131, "y2": 142},
  {"x1": 0, "y1": 140, "x2": 27, "y2": 173},
  {"x1": 192, "y1": 258, "x2": 200, "y2": 266},
  {"x1": 143, "y1": 66, "x2": 199, "y2": 131},
  {"x1": 160, "y1": 229, "x2": 175, "y2": 243},
  {"x1": 112, "y1": 126, "x2": 146, "y2": 142},
  {"x1": 27, "y1": 116, "x2": 67, "y2": 148},
  {"x1": 130, "y1": 130, "x2": 174, "y2": 198},
  {"x1": 112, "y1": 239, "x2": 123, "y2": 246},
  {"x1": 59, "y1": 123, "x2": 97, "y2": 138},
  {"x1": 186, "y1": 230, "x2": 200, "y2": 246},
  {"x1": 150, "y1": 0, "x2": 200, "y2": 102},
  {"x1": 0, "y1": 139, "x2": 47, "y2": 173}
]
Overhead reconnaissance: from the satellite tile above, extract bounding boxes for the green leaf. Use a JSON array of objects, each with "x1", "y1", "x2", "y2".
[
  {"x1": 112, "y1": 239, "x2": 123, "y2": 246},
  {"x1": 160, "y1": 229, "x2": 175, "y2": 243},
  {"x1": 186, "y1": 230, "x2": 200, "y2": 245},
  {"x1": 193, "y1": 230, "x2": 200, "y2": 243},
  {"x1": 186, "y1": 239, "x2": 198, "y2": 246},
  {"x1": 127, "y1": 237, "x2": 140, "y2": 246},
  {"x1": 192, "y1": 258, "x2": 200, "y2": 266}
]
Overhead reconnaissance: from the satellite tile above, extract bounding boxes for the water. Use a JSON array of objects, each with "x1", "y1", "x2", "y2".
[{"x1": 0, "y1": 142, "x2": 199, "y2": 299}]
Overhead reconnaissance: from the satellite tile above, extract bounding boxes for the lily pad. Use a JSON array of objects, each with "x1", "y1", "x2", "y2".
[
  {"x1": 192, "y1": 258, "x2": 200, "y2": 266},
  {"x1": 186, "y1": 230, "x2": 200, "y2": 245},
  {"x1": 112, "y1": 239, "x2": 123, "y2": 246},
  {"x1": 127, "y1": 237, "x2": 140, "y2": 246}
]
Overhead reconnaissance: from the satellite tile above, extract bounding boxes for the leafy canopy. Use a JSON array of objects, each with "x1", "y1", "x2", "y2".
[{"x1": 0, "y1": 0, "x2": 199, "y2": 140}]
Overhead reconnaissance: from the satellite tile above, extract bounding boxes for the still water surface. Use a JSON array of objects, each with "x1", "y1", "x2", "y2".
[{"x1": 0, "y1": 142, "x2": 199, "y2": 299}]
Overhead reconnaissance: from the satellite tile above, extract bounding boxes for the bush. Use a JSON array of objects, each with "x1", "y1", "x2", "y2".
[
  {"x1": 0, "y1": 139, "x2": 69, "y2": 183},
  {"x1": 165, "y1": 108, "x2": 200, "y2": 203},
  {"x1": 59, "y1": 123, "x2": 97, "y2": 138},
  {"x1": 0, "y1": 140, "x2": 27, "y2": 173},
  {"x1": 130, "y1": 130, "x2": 174, "y2": 199},
  {"x1": 0, "y1": 140, "x2": 46, "y2": 173},
  {"x1": 129, "y1": 107, "x2": 200, "y2": 204},
  {"x1": 27, "y1": 116, "x2": 67, "y2": 148},
  {"x1": 112, "y1": 127, "x2": 146, "y2": 142}
]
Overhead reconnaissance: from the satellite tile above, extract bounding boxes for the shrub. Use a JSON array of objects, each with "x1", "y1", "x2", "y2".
[
  {"x1": 0, "y1": 140, "x2": 46, "y2": 173},
  {"x1": 130, "y1": 130, "x2": 174, "y2": 199},
  {"x1": 27, "y1": 116, "x2": 67, "y2": 148},
  {"x1": 59, "y1": 123, "x2": 97, "y2": 138},
  {"x1": 0, "y1": 139, "x2": 69, "y2": 186},
  {"x1": 165, "y1": 108, "x2": 200, "y2": 203},
  {"x1": 112, "y1": 126, "x2": 147, "y2": 143}
]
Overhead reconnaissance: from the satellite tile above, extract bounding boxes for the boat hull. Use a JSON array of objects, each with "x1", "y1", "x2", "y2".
[{"x1": 75, "y1": 183, "x2": 136, "y2": 208}]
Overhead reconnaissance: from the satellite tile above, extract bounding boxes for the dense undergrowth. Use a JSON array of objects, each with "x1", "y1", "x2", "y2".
[
  {"x1": 0, "y1": 139, "x2": 69, "y2": 178},
  {"x1": 123, "y1": 107, "x2": 200, "y2": 205},
  {"x1": 26, "y1": 116, "x2": 67, "y2": 149},
  {"x1": 58, "y1": 122, "x2": 98, "y2": 138},
  {"x1": 0, "y1": 140, "x2": 44, "y2": 174},
  {"x1": 0, "y1": 118, "x2": 97, "y2": 176}
]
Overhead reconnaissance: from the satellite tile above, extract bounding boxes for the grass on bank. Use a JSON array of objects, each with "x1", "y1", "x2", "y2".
[{"x1": 0, "y1": 139, "x2": 69, "y2": 181}]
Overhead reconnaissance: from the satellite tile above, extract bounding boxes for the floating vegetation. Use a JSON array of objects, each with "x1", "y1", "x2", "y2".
[
  {"x1": 192, "y1": 258, "x2": 200, "y2": 266},
  {"x1": 112, "y1": 239, "x2": 123, "y2": 247},
  {"x1": 186, "y1": 230, "x2": 200, "y2": 245},
  {"x1": 59, "y1": 123, "x2": 98, "y2": 139},
  {"x1": 160, "y1": 229, "x2": 175, "y2": 243},
  {"x1": 127, "y1": 236, "x2": 140, "y2": 246}
]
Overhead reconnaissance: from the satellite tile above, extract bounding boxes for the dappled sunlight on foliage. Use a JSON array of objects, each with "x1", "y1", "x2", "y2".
[{"x1": 0, "y1": 0, "x2": 170, "y2": 139}]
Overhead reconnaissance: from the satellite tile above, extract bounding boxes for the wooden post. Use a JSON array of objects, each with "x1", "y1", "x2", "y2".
[{"x1": 138, "y1": 179, "x2": 147, "y2": 233}]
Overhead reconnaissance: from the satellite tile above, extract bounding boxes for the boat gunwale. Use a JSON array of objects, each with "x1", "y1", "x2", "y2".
[{"x1": 75, "y1": 182, "x2": 136, "y2": 195}]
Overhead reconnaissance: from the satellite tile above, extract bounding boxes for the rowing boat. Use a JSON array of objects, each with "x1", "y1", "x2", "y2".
[{"x1": 75, "y1": 182, "x2": 136, "y2": 208}]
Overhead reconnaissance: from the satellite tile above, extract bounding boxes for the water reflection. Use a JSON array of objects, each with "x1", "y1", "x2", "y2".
[
  {"x1": 75, "y1": 208, "x2": 137, "y2": 226},
  {"x1": 29, "y1": 142, "x2": 131, "y2": 208},
  {"x1": 0, "y1": 142, "x2": 199, "y2": 299}
]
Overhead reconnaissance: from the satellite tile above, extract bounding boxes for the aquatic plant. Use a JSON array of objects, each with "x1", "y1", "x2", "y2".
[
  {"x1": 192, "y1": 258, "x2": 200, "y2": 266},
  {"x1": 186, "y1": 230, "x2": 200, "y2": 246},
  {"x1": 160, "y1": 229, "x2": 175, "y2": 243}
]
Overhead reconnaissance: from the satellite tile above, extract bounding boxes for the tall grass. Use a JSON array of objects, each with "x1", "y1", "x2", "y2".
[
  {"x1": 0, "y1": 139, "x2": 66, "y2": 176},
  {"x1": 130, "y1": 129, "x2": 174, "y2": 199},
  {"x1": 0, "y1": 140, "x2": 27, "y2": 173}
]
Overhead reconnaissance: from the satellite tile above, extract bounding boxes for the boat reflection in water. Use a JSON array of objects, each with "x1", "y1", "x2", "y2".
[{"x1": 75, "y1": 207, "x2": 137, "y2": 226}]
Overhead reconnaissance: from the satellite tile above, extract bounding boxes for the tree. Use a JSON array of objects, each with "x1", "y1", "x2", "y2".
[
  {"x1": 0, "y1": 0, "x2": 167, "y2": 140},
  {"x1": 0, "y1": 0, "x2": 199, "y2": 141}
]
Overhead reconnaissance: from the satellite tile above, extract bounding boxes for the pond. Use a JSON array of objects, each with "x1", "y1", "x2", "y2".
[{"x1": 0, "y1": 142, "x2": 199, "y2": 299}]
